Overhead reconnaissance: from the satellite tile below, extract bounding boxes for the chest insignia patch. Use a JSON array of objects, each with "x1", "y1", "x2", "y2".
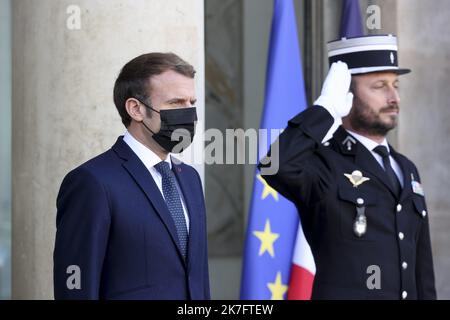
[{"x1": 344, "y1": 170, "x2": 370, "y2": 187}]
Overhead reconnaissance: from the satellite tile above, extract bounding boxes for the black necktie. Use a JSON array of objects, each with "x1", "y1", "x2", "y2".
[
  {"x1": 373, "y1": 145, "x2": 401, "y2": 197},
  {"x1": 154, "y1": 161, "x2": 188, "y2": 259}
]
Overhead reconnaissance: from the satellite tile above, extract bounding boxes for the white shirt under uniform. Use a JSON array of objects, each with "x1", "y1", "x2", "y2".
[{"x1": 123, "y1": 131, "x2": 190, "y2": 233}]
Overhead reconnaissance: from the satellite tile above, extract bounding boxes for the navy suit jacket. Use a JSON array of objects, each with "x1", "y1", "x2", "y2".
[
  {"x1": 260, "y1": 106, "x2": 436, "y2": 299},
  {"x1": 54, "y1": 137, "x2": 210, "y2": 299}
]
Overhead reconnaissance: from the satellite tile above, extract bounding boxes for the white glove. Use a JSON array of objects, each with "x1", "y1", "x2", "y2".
[{"x1": 314, "y1": 61, "x2": 353, "y2": 119}]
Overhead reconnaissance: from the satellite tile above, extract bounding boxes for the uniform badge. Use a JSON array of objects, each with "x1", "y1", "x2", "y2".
[
  {"x1": 411, "y1": 180, "x2": 424, "y2": 196},
  {"x1": 353, "y1": 215, "x2": 367, "y2": 237},
  {"x1": 342, "y1": 136, "x2": 356, "y2": 151},
  {"x1": 344, "y1": 170, "x2": 370, "y2": 187},
  {"x1": 353, "y1": 198, "x2": 367, "y2": 237},
  {"x1": 411, "y1": 173, "x2": 424, "y2": 196}
]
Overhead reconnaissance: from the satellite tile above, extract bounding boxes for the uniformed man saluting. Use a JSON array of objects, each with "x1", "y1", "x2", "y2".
[{"x1": 260, "y1": 35, "x2": 437, "y2": 300}]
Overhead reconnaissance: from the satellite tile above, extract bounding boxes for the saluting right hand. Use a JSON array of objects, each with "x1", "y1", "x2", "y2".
[{"x1": 314, "y1": 61, "x2": 353, "y2": 119}]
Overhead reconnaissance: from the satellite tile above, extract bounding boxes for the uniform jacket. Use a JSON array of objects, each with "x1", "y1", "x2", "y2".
[
  {"x1": 260, "y1": 106, "x2": 436, "y2": 300},
  {"x1": 54, "y1": 137, "x2": 210, "y2": 300}
]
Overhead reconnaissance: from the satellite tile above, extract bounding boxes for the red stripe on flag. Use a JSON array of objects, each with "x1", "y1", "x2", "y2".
[{"x1": 287, "y1": 263, "x2": 314, "y2": 300}]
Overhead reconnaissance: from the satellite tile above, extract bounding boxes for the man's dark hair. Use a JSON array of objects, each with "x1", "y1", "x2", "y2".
[{"x1": 113, "y1": 52, "x2": 196, "y2": 127}]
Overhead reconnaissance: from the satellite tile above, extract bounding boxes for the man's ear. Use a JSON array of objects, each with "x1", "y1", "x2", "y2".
[
  {"x1": 125, "y1": 98, "x2": 145, "y2": 122},
  {"x1": 349, "y1": 77, "x2": 356, "y2": 95}
]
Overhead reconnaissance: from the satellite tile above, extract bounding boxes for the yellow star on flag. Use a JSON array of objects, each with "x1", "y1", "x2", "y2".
[
  {"x1": 256, "y1": 174, "x2": 278, "y2": 201},
  {"x1": 267, "y1": 271, "x2": 288, "y2": 300},
  {"x1": 253, "y1": 219, "x2": 280, "y2": 258}
]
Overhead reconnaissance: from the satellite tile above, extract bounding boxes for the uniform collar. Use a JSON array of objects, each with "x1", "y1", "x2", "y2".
[
  {"x1": 345, "y1": 129, "x2": 389, "y2": 153},
  {"x1": 332, "y1": 126, "x2": 402, "y2": 199}
]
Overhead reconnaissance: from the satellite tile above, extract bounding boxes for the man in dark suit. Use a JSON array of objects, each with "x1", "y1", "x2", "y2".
[
  {"x1": 54, "y1": 53, "x2": 210, "y2": 299},
  {"x1": 260, "y1": 35, "x2": 436, "y2": 299}
]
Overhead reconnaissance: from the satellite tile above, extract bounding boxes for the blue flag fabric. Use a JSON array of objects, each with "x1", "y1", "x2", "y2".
[
  {"x1": 340, "y1": 0, "x2": 364, "y2": 38},
  {"x1": 240, "y1": 0, "x2": 307, "y2": 300}
]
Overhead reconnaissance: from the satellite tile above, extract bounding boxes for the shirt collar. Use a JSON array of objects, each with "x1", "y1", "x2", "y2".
[
  {"x1": 345, "y1": 129, "x2": 390, "y2": 153},
  {"x1": 123, "y1": 131, "x2": 172, "y2": 170}
]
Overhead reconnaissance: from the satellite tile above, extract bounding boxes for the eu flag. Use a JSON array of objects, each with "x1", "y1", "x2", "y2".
[
  {"x1": 240, "y1": 0, "x2": 308, "y2": 300},
  {"x1": 340, "y1": 0, "x2": 364, "y2": 38}
]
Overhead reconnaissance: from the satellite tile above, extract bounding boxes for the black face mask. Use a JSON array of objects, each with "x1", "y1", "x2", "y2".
[{"x1": 137, "y1": 99, "x2": 197, "y2": 153}]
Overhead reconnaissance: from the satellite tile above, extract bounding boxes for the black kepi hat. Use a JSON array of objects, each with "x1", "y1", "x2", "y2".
[{"x1": 327, "y1": 34, "x2": 410, "y2": 75}]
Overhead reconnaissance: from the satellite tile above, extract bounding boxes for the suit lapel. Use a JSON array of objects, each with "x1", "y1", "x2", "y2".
[
  {"x1": 172, "y1": 158, "x2": 200, "y2": 272},
  {"x1": 354, "y1": 144, "x2": 399, "y2": 198},
  {"x1": 390, "y1": 146, "x2": 413, "y2": 202},
  {"x1": 112, "y1": 137, "x2": 186, "y2": 264},
  {"x1": 332, "y1": 127, "x2": 398, "y2": 198}
]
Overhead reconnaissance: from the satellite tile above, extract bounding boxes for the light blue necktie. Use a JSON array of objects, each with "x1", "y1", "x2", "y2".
[{"x1": 154, "y1": 161, "x2": 188, "y2": 259}]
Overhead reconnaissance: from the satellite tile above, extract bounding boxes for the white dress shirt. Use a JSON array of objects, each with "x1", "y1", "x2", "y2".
[
  {"x1": 123, "y1": 131, "x2": 190, "y2": 232},
  {"x1": 346, "y1": 129, "x2": 404, "y2": 187}
]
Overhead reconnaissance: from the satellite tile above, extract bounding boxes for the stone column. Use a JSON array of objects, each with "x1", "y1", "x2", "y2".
[
  {"x1": 397, "y1": 0, "x2": 450, "y2": 299},
  {"x1": 12, "y1": 0, "x2": 204, "y2": 299},
  {"x1": 0, "y1": 0, "x2": 12, "y2": 300}
]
